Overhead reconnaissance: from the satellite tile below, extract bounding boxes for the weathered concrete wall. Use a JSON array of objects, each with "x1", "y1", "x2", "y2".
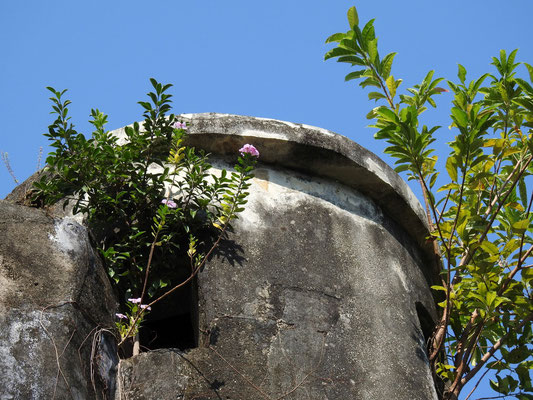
[
  {"x1": 0, "y1": 200, "x2": 118, "y2": 399},
  {"x1": 115, "y1": 114, "x2": 440, "y2": 400}
]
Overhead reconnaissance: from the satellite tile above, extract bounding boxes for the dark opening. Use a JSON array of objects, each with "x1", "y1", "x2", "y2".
[
  {"x1": 416, "y1": 302, "x2": 445, "y2": 397},
  {"x1": 139, "y1": 279, "x2": 198, "y2": 351},
  {"x1": 415, "y1": 301, "x2": 434, "y2": 346}
]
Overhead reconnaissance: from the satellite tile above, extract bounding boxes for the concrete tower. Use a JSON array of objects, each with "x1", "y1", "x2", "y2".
[{"x1": 116, "y1": 113, "x2": 440, "y2": 400}]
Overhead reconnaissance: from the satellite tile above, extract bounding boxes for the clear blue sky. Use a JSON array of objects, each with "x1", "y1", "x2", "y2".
[{"x1": 1, "y1": 1, "x2": 532, "y2": 398}]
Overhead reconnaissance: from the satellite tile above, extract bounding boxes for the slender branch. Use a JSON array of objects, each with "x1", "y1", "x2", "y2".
[
  {"x1": 367, "y1": 62, "x2": 395, "y2": 108},
  {"x1": 457, "y1": 155, "x2": 532, "y2": 271},
  {"x1": 453, "y1": 309, "x2": 479, "y2": 366},
  {"x1": 463, "y1": 366, "x2": 491, "y2": 400},
  {"x1": 461, "y1": 312, "x2": 533, "y2": 386},
  {"x1": 437, "y1": 189, "x2": 452, "y2": 225},
  {"x1": 448, "y1": 316, "x2": 484, "y2": 395},
  {"x1": 119, "y1": 170, "x2": 250, "y2": 347},
  {"x1": 498, "y1": 245, "x2": 533, "y2": 296}
]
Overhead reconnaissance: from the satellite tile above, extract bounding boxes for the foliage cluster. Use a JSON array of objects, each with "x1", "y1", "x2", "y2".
[
  {"x1": 32, "y1": 79, "x2": 257, "y2": 350},
  {"x1": 326, "y1": 6, "x2": 533, "y2": 400}
]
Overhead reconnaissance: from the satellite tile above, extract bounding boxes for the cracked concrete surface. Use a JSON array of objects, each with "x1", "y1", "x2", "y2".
[
  {"x1": 115, "y1": 114, "x2": 439, "y2": 400},
  {"x1": 3, "y1": 114, "x2": 439, "y2": 399}
]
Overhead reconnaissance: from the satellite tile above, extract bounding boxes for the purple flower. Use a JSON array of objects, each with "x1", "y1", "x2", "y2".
[
  {"x1": 128, "y1": 297, "x2": 142, "y2": 304},
  {"x1": 140, "y1": 304, "x2": 152, "y2": 311},
  {"x1": 239, "y1": 144, "x2": 259, "y2": 157},
  {"x1": 116, "y1": 313, "x2": 128, "y2": 320},
  {"x1": 173, "y1": 121, "x2": 187, "y2": 130},
  {"x1": 161, "y1": 199, "x2": 177, "y2": 209}
]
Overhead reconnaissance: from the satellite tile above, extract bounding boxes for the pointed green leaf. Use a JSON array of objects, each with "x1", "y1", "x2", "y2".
[
  {"x1": 381, "y1": 52, "x2": 397, "y2": 79},
  {"x1": 366, "y1": 107, "x2": 379, "y2": 120},
  {"x1": 386, "y1": 75, "x2": 396, "y2": 98},
  {"x1": 512, "y1": 219, "x2": 530, "y2": 234},
  {"x1": 337, "y1": 55, "x2": 366, "y2": 66},
  {"x1": 480, "y1": 241, "x2": 499, "y2": 255},
  {"x1": 508, "y1": 48, "x2": 518, "y2": 68},
  {"x1": 515, "y1": 78, "x2": 533, "y2": 96},
  {"x1": 519, "y1": 177, "x2": 528, "y2": 210},
  {"x1": 446, "y1": 155, "x2": 458, "y2": 182},
  {"x1": 524, "y1": 63, "x2": 533, "y2": 83},
  {"x1": 345, "y1": 70, "x2": 366, "y2": 81},
  {"x1": 360, "y1": 78, "x2": 381, "y2": 89},
  {"x1": 500, "y1": 49, "x2": 507, "y2": 70},
  {"x1": 368, "y1": 92, "x2": 386, "y2": 101},
  {"x1": 368, "y1": 38, "x2": 378, "y2": 65},
  {"x1": 375, "y1": 107, "x2": 398, "y2": 123},
  {"x1": 347, "y1": 6, "x2": 359, "y2": 28},
  {"x1": 339, "y1": 38, "x2": 359, "y2": 52},
  {"x1": 451, "y1": 107, "x2": 469, "y2": 128},
  {"x1": 324, "y1": 47, "x2": 354, "y2": 61},
  {"x1": 362, "y1": 19, "x2": 376, "y2": 44},
  {"x1": 325, "y1": 32, "x2": 346, "y2": 44},
  {"x1": 458, "y1": 64, "x2": 467, "y2": 83}
]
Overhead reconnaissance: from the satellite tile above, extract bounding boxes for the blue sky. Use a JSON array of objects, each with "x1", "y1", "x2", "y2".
[{"x1": 1, "y1": 1, "x2": 532, "y2": 397}]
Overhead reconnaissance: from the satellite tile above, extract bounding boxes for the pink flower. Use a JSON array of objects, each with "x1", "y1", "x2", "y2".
[
  {"x1": 239, "y1": 144, "x2": 259, "y2": 157},
  {"x1": 128, "y1": 297, "x2": 141, "y2": 304},
  {"x1": 161, "y1": 199, "x2": 177, "y2": 208},
  {"x1": 173, "y1": 121, "x2": 187, "y2": 130},
  {"x1": 435, "y1": 87, "x2": 449, "y2": 93},
  {"x1": 140, "y1": 304, "x2": 152, "y2": 311},
  {"x1": 116, "y1": 313, "x2": 128, "y2": 319}
]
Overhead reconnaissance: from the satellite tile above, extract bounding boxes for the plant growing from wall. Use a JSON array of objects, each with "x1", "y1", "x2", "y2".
[
  {"x1": 326, "y1": 6, "x2": 533, "y2": 400},
  {"x1": 32, "y1": 79, "x2": 258, "y2": 354}
]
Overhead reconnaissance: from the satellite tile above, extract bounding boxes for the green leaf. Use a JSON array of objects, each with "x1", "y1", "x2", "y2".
[
  {"x1": 506, "y1": 346, "x2": 531, "y2": 364},
  {"x1": 515, "y1": 78, "x2": 533, "y2": 96},
  {"x1": 345, "y1": 70, "x2": 366, "y2": 81},
  {"x1": 523, "y1": 267, "x2": 533, "y2": 283},
  {"x1": 360, "y1": 78, "x2": 381, "y2": 89},
  {"x1": 445, "y1": 155, "x2": 458, "y2": 182},
  {"x1": 361, "y1": 19, "x2": 376, "y2": 44},
  {"x1": 519, "y1": 177, "x2": 528, "y2": 210},
  {"x1": 325, "y1": 32, "x2": 345, "y2": 44},
  {"x1": 324, "y1": 47, "x2": 354, "y2": 61},
  {"x1": 485, "y1": 291, "x2": 497, "y2": 308},
  {"x1": 524, "y1": 62, "x2": 533, "y2": 83},
  {"x1": 367, "y1": 38, "x2": 379, "y2": 65},
  {"x1": 381, "y1": 52, "x2": 397, "y2": 79},
  {"x1": 480, "y1": 241, "x2": 499, "y2": 255},
  {"x1": 386, "y1": 75, "x2": 396, "y2": 98},
  {"x1": 366, "y1": 107, "x2": 379, "y2": 119},
  {"x1": 458, "y1": 64, "x2": 467, "y2": 83},
  {"x1": 512, "y1": 219, "x2": 530, "y2": 234},
  {"x1": 368, "y1": 92, "x2": 386, "y2": 101},
  {"x1": 451, "y1": 107, "x2": 469, "y2": 128},
  {"x1": 347, "y1": 6, "x2": 359, "y2": 28},
  {"x1": 337, "y1": 55, "x2": 366, "y2": 65},
  {"x1": 375, "y1": 107, "x2": 398, "y2": 123}
]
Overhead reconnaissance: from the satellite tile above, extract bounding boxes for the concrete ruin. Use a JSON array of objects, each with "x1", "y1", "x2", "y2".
[{"x1": 1, "y1": 113, "x2": 440, "y2": 399}]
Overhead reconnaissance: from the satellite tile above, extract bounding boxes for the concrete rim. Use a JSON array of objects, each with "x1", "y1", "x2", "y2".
[{"x1": 161, "y1": 113, "x2": 434, "y2": 261}]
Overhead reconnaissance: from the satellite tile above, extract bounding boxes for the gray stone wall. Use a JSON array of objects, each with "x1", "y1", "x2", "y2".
[
  {"x1": 1, "y1": 113, "x2": 440, "y2": 400},
  {"x1": 0, "y1": 201, "x2": 118, "y2": 399},
  {"x1": 115, "y1": 114, "x2": 440, "y2": 400}
]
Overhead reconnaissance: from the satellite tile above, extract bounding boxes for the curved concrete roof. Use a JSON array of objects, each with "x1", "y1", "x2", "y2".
[
  {"x1": 158, "y1": 113, "x2": 434, "y2": 258},
  {"x1": 105, "y1": 113, "x2": 436, "y2": 267}
]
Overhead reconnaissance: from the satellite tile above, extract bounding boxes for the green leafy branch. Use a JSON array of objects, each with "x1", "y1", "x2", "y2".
[
  {"x1": 34, "y1": 79, "x2": 259, "y2": 357},
  {"x1": 326, "y1": 6, "x2": 533, "y2": 400}
]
